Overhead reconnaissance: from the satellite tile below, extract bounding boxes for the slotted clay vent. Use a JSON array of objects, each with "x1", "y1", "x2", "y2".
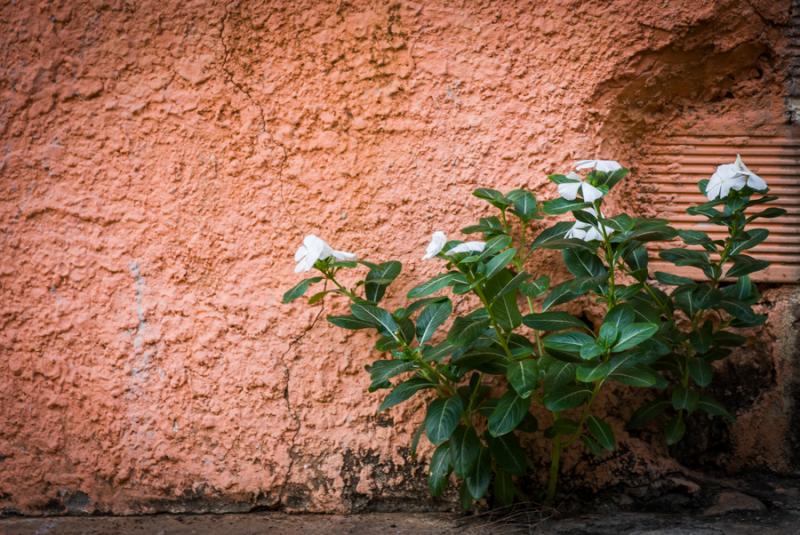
[{"x1": 643, "y1": 134, "x2": 800, "y2": 283}]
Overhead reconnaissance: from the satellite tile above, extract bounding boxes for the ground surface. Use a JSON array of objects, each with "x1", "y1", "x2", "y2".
[
  {"x1": 4, "y1": 473, "x2": 800, "y2": 534},
  {"x1": 1, "y1": 509, "x2": 800, "y2": 535}
]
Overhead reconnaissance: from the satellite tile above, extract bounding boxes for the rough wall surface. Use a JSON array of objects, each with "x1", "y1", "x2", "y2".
[{"x1": 0, "y1": 0, "x2": 797, "y2": 514}]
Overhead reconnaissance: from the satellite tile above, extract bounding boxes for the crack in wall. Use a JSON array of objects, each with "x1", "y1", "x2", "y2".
[
  {"x1": 276, "y1": 305, "x2": 325, "y2": 505},
  {"x1": 218, "y1": 1, "x2": 297, "y2": 235},
  {"x1": 216, "y1": 3, "x2": 311, "y2": 505}
]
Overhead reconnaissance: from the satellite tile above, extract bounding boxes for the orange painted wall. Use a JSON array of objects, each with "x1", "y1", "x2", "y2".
[{"x1": 0, "y1": 0, "x2": 797, "y2": 514}]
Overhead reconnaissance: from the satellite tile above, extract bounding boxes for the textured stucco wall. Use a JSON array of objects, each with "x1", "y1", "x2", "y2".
[{"x1": 0, "y1": 0, "x2": 797, "y2": 514}]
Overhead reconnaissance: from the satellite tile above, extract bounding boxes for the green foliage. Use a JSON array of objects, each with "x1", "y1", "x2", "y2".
[{"x1": 285, "y1": 162, "x2": 779, "y2": 508}]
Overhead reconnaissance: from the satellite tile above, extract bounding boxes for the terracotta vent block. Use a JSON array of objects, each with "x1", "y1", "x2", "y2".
[{"x1": 642, "y1": 134, "x2": 800, "y2": 283}]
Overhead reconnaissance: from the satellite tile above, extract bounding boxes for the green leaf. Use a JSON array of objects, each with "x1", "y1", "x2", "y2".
[
  {"x1": 665, "y1": 415, "x2": 686, "y2": 445},
  {"x1": 688, "y1": 359, "x2": 713, "y2": 387},
  {"x1": 473, "y1": 188, "x2": 510, "y2": 209},
  {"x1": 671, "y1": 385, "x2": 699, "y2": 413},
  {"x1": 609, "y1": 365, "x2": 659, "y2": 387},
  {"x1": 327, "y1": 314, "x2": 374, "y2": 330},
  {"x1": 447, "y1": 312, "x2": 491, "y2": 347},
  {"x1": 479, "y1": 235, "x2": 513, "y2": 260},
  {"x1": 543, "y1": 418, "x2": 578, "y2": 439},
  {"x1": 422, "y1": 340, "x2": 457, "y2": 362},
  {"x1": 659, "y1": 248, "x2": 710, "y2": 270},
  {"x1": 597, "y1": 323, "x2": 619, "y2": 348},
  {"x1": 282, "y1": 277, "x2": 323, "y2": 303},
  {"x1": 722, "y1": 276, "x2": 758, "y2": 303},
  {"x1": 450, "y1": 426, "x2": 481, "y2": 477},
  {"x1": 530, "y1": 221, "x2": 575, "y2": 250},
  {"x1": 507, "y1": 359, "x2": 538, "y2": 398},
  {"x1": 407, "y1": 272, "x2": 461, "y2": 298},
  {"x1": 462, "y1": 216, "x2": 504, "y2": 236},
  {"x1": 453, "y1": 345, "x2": 508, "y2": 375},
  {"x1": 655, "y1": 271, "x2": 695, "y2": 286},
  {"x1": 466, "y1": 447, "x2": 492, "y2": 499},
  {"x1": 486, "y1": 271, "x2": 523, "y2": 330},
  {"x1": 425, "y1": 396, "x2": 464, "y2": 445},
  {"x1": 351, "y1": 303, "x2": 399, "y2": 340},
  {"x1": 509, "y1": 189, "x2": 538, "y2": 221},
  {"x1": 493, "y1": 469, "x2": 515, "y2": 506},
  {"x1": 416, "y1": 299, "x2": 453, "y2": 344},
  {"x1": 492, "y1": 271, "x2": 531, "y2": 301},
  {"x1": 563, "y1": 249, "x2": 607, "y2": 279},
  {"x1": 582, "y1": 435, "x2": 606, "y2": 457},
  {"x1": 543, "y1": 360, "x2": 576, "y2": 390},
  {"x1": 543, "y1": 331, "x2": 595, "y2": 355},
  {"x1": 488, "y1": 392, "x2": 531, "y2": 437},
  {"x1": 542, "y1": 280, "x2": 585, "y2": 311},
  {"x1": 612, "y1": 323, "x2": 658, "y2": 353},
  {"x1": 603, "y1": 167, "x2": 629, "y2": 189},
  {"x1": 718, "y1": 298, "x2": 762, "y2": 324},
  {"x1": 628, "y1": 399, "x2": 670, "y2": 429},
  {"x1": 519, "y1": 275, "x2": 550, "y2": 297},
  {"x1": 689, "y1": 321, "x2": 713, "y2": 355},
  {"x1": 378, "y1": 377, "x2": 435, "y2": 412},
  {"x1": 458, "y1": 481, "x2": 473, "y2": 511},
  {"x1": 746, "y1": 206, "x2": 786, "y2": 222},
  {"x1": 604, "y1": 304, "x2": 636, "y2": 332},
  {"x1": 367, "y1": 360, "x2": 415, "y2": 391},
  {"x1": 579, "y1": 342, "x2": 604, "y2": 361},
  {"x1": 576, "y1": 351, "x2": 641, "y2": 383},
  {"x1": 523, "y1": 311, "x2": 589, "y2": 332},
  {"x1": 543, "y1": 384, "x2": 591, "y2": 412},
  {"x1": 543, "y1": 198, "x2": 591, "y2": 215},
  {"x1": 623, "y1": 244, "x2": 649, "y2": 281},
  {"x1": 726, "y1": 255, "x2": 770, "y2": 278},
  {"x1": 729, "y1": 229, "x2": 769, "y2": 256},
  {"x1": 697, "y1": 394, "x2": 734, "y2": 421},
  {"x1": 487, "y1": 433, "x2": 527, "y2": 475},
  {"x1": 364, "y1": 261, "x2": 401, "y2": 302},
  {"x1": 678, "y1": 229, "x2": 713, "y2": 247},
  {"x1": 484, "y1": 248, "x2": 517, "y2": 280},
  {"x1": 428, "y1": 442, "x2": 452, "y2": 496},
  {"x1": 586, "y1": 415, "x2": 615, "y2": 451}
]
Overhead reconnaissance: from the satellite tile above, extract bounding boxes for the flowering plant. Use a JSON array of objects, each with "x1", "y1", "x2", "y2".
[{"x1": 283, "y1": 157, "x2": 784, "y2": 507}]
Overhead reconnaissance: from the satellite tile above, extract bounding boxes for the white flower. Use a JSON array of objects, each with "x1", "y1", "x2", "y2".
[
  {"x1": 706, "y1": 154, "x2": 768, "y2": 200},
  {"x1": 445, "y1": 241, "x2": 486, "y2": 255},
  {"x1": 734, "y1": 154, "x2": 767, "y2": 191},
  {"x1": 557, "y1": 171, "x2": 605, "y2": 203},
  {"x1": 423, "y1": 231, "x2": 447, "y2": 260},
  {"x1": 575, "y1": 159, "x2": 622, "y2": 173},
  {"x1": 564, "y1": 208, "x2": 614, "y2": 242},
  {"x1": 294, "y1": 234, "x2": 356, "y2": 273}
]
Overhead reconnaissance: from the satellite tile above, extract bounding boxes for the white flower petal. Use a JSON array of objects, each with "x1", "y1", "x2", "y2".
[
  {"x1": 294, "y1": 234, "x2": 348, "y2": 272},
  {"x1": 331, "y1": 249, "x2": 357, "y2": 261},
  {"x1": 708, "y1": 163, "x2": 745, "y2": 199},
  {"x1": 423, "y1": 231, "x2": 447, "y2": 260},
  {"x1": 580, "y1": 182, "x2": 604, "y2": 203},
  {"x1": 575, "y1": 159, "x2": 622, "y2": 172},
  {"x1": 445, "y1": 241, "x2": 486, "y2": 255},
  {"x1": 558, "y1": 181, "x2": 581, "y2": 201},
  {"x1": 584, "y1": 227, "x2": 604, "y2": 241},
  {"x1": 746, "y1": 173, "x2": 767, "y2": 191},
  {"x1": 595, "y1": 160, "x2": 622, "y2": 173},
  {"x1": 575, "y1": 160, "x2": 597, "y2": 170}
]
